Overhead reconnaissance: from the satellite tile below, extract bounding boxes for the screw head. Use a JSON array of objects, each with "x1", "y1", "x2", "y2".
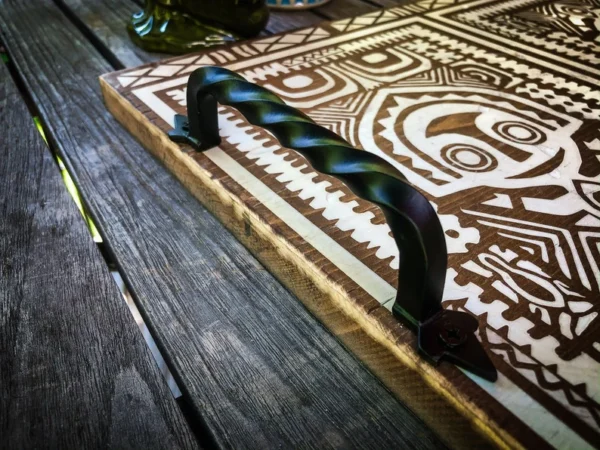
[{"x1": 439, "y1": 321, "x2": 467, "y2": 348}]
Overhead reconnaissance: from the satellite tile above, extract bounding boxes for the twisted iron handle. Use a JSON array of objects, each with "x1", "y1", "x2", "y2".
[{"x1": 169, "y1": 66, "x2": 497, "y2": 381}]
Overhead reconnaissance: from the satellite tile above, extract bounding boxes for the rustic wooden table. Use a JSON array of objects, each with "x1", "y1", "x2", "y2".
[
  {"x1": 0, "y1": 1, "x2": 448, "y2": 448},
  {"x1": 4, "y1": 0, "x2": 599, "y2": 448}
]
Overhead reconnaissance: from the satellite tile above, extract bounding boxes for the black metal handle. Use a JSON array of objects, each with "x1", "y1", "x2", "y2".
[{"x1": 169, "y1": 66, "x2": 497, "y2": 381}]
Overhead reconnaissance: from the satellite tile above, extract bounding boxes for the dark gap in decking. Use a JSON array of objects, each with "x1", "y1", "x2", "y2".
[
  {"x1": 0, "y1": 48, "x2": 47, "y2": 138},
  {"x1": 176, "y1": 397, "x2": 220, "y2": 450},
  {"x1": 110, "y1": 257, "x2": 221, "y2": 450},
  {"x1": 2, "y1": 31, "x2": 221, "y2": 450},
  {"x1": 52, "y1": 0, "x2": 125, "y2": 70}
]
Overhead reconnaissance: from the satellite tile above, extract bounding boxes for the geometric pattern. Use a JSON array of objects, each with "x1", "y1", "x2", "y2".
[
  {"x1": 117, "y1": 53, "x2": 234, "y2": 88},
  {"x1": 310, "y1": 92, "x2": 374, "y2": 147}
]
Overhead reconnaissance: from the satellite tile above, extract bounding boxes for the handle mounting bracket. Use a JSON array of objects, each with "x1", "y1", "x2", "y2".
[{"x1": 168, "y1": 66, "x2": 497, "y2": 382}]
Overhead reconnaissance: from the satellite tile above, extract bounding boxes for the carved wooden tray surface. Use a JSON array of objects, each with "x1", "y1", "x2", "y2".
[{"x1": 100, "y1": 1, "x2": 600, "y2": 448}]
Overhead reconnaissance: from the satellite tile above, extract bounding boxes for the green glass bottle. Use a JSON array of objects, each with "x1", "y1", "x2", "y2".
[{"x1": 128, "y1": 0, "x2": 270, "y2": 54}]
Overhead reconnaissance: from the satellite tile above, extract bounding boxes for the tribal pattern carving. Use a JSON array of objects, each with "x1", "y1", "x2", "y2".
[{"x1": 435, "y1": 0, "x2": 600, "y2": 69}]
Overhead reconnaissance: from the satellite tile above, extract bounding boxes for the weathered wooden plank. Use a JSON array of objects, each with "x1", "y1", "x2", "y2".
[
  {"x1": 267, "y1": 0, "x2": 390, "y2": 32},
  {"x1": 0, "y1": 60, "x2": 198, "y2": 449},
  {"x1": 315, "y1": 0, "x2": 379, "y2": 19},
  {"x1": 56, "y1": 0, "x2": 163, "y2": 67},
  {"x1": 267, "y1": 9, "x2": 324, "y2": 33},
  {"x1": 0, "y1": 1, "x2": 448, "y2": 448}
]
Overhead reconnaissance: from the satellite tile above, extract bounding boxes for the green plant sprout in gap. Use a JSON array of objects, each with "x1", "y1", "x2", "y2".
[{"x1": 33, "y1": 117, "x2": 102, "y2": 243}]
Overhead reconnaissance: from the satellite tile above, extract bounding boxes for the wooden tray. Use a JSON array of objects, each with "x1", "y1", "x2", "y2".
[{"x1": 100, "y1": 1, "x2": 600, "y2": 448}]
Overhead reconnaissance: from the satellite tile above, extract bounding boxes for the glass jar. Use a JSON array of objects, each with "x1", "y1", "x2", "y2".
[{"x1": 128, "y1": 0, "x2": 270, "y2": 54}]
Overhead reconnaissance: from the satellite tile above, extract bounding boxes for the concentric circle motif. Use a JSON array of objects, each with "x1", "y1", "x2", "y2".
[
  {"x1": 492, "y1": 121, "x2": 545, "y2": 145},
  {"x1": 441, "y1": 144, "x2": 498, "y2": 172}
]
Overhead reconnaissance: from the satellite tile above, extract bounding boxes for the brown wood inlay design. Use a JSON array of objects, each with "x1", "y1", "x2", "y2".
[{"x1": 101, "y1": 1, "x2": 600, "y2": 448}]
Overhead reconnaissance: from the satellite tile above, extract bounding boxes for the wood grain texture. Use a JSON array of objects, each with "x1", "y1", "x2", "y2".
[
  {"x1": 267, "y1": 0, "x2": 399, "y2": 32},
  {"x1": 266, "y1": 9, "x2": 325, "y2": 33},
  {"x1": 57, "y1": 0, "x2": 165, "y2": 68},
  {"x1": 0, "y1": 1, "x2": 448, "y2": 448},
  {"x1": 0, "y1": 60, "x2": 198, "y2": 449},
  {"x1": 314, "y1": 0, "x2": 379, "y2": 18}
]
